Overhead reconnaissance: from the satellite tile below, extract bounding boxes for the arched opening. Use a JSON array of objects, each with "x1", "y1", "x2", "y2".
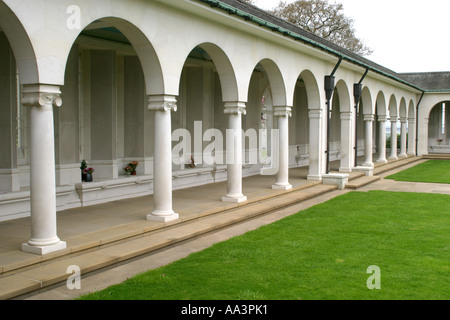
[
  {"x1": 428, "y1": 101, "x2": 450, "y2": 153},
  {"x1": 296, "y1": 70, "x2": 322, "y2": 180},
  {"x1": 291, "y1": 74, "x2": 310, "y2": 169},
  {"x1": 360, "y1": 86, "x2": 375, "y2": 167},
  {"x1": 328, "y1": 80, "x2": 349, "y2": 170},
  {"x1": 246, "y1": 60, "x2": 287, "y2": 175},
  {"x1": 388, "y1": 95, "x2": 399, "y2": 159},
  {"x1": 375, "y1": 91, "x2": 388, "y2": 163},
  {"x1": 0, "y1": 2, "x2": 40, "y2": 203},
  {"x1": 174, "y1": 44, "x2": 234, "y2": 180},
  {"x1": 0, "y1": 31, "x2": 24, "y2": 198},
  {"x1": 398, "y1": 98, "x2": 408, "y2": 157},
  {"x1": 408, "y1": 100, "x2": 416, "y2": 155},
  {"x1": 55, "y1": 18, "x2": 164, "y2": 207}
]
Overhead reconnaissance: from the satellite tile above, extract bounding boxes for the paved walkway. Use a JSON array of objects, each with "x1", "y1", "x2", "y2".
[{"x1": 0, "y1": 156, "x2": 448, "y2": 300}]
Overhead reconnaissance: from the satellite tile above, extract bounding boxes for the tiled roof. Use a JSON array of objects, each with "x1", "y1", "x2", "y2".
[
  {"x1": 198, "y1": 0, "x2": 450, "y2": 92},
  {"x1": 399, "y1": 72, "x2": 450, "y2": 91}
]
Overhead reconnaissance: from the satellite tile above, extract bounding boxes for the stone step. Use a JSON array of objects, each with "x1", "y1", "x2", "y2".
[
  {"x1": 374, "y1": 156, "x2": 422, "y2": 175},
  {"x1": 346, "y1": 176, "x2": 381, "y2": 189},
  {"x1": 423, "y1": 154, "x2": 450, "y2": 160},
  {"x1": 0, "y1": 179, "x2": 322, "y2": 278},
  {"x1": 0, "y1": 183, "x2": 337, "y2": 300}
]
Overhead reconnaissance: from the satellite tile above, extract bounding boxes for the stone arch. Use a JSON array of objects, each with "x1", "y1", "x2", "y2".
[
  {"x1": 399, "y1": 98, "x2": 407, "y2": 119},
  {"x1": 361, "y1": 87, "x2": 373, "y2": 115},
  {"x1": 335, "y1": 80, "x2": 351, "y2": 113},
  {"x1": 255, "y1": 59, "x2": 287, "y2": 107},
  {"x1": 0, "y1": 2, "x2": 38, "y2": 84},
  {"x1": 299, "y1": 70, "x2": 321, "y2": 110},
  {"x1": 427, "y1": 101, "x2": 449, "y2": 153},
  {"x1": 290, "y1": 70, "x2": 316, "y2": 163},
  {"x1": 79, "y1": 17, "x2": 164, "y2": 96},
  {"x1": 389, "y1": 95, "x2": 398, "y2": 118},
  {"x1": 376, "y1": 91, "x2": 387, "y2": 116},
  {"x1": 296, "y1": 70, "x2": 322, "y2": 180},
  {"x1": 408, "y1": 100, "x2": 415, "y2": 119},
  {"x1": 181, "y1": 42, "x2": 238, "y2": 102}
]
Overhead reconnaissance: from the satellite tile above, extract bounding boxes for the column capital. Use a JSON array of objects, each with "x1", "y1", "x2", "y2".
[
  {"x1": 400, "y1": 116, "x2": 408, "y2": 123},
  {"x1": 224, "y1": 102, "x2": 246, "y2": 115},
  {"x1": 378, "y1": 115, "x2": 388, "y2": 122},
  {"x1": 340, "y1": 111, "x2": 353, "y2": 120},
  {"x1": 22, "y1": 84, "x2": 62, "y2": 108},
  {"x1": 390, "y1": 116, "x2": 399, "y2": 122},
  {"x1": 308, "y1": 109, "x2": 323, "y2": 119},
  {"x1": 273, "y1": 106, "x2": 292, "y2": 117},
  {"x1": 148, "y1": 95, "x2": 177, "y2": 112},
  {"x1": 363, "y1": 114, "x2": 375, "y2": 122}
]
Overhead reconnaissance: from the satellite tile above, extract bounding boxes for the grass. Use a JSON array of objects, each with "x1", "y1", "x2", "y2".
[
  {"x1": 386, "y1": 160, "x2": 450, "y2": 184},
  {"x1": 80, "y1": 191, "x2": 450, "y2": 300}
]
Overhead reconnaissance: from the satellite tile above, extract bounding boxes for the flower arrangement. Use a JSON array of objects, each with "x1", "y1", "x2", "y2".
[
  {"x1": 83, "y1": 167, "x2": 95, "y2": 174},
  {"x1": 124, "y1": 161, "x2": 139, "y2": 175},
  {"x1": 80, "y1": 160, "x2": 94, "y2": 182}
]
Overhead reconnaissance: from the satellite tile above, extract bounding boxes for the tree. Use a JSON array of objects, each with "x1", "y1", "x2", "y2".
[{"x1": 268, "y1": 0, "x2": 373, "y2": 56}]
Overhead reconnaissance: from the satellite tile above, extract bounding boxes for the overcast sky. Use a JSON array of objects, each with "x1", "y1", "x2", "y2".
[{"x1": 252, "y1": 0, "x2": 450, "y2": 73}]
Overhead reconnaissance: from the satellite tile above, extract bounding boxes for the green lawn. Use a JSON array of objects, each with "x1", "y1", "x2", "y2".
[
  {"x1": 80, "y1": 191, "x2": 450, "y2": 300},
  {"x1": 386, "y1": 160, "x2": 450, "y2": 184}
]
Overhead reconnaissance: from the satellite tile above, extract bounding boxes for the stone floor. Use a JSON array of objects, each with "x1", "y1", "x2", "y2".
[{"x1": 0, "y1": 155, "x2": 448, "y2": 300}]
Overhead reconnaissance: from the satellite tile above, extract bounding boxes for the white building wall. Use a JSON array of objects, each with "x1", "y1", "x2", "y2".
[{"x1": 0, "y1": 0, "x2": 441, "y2": 225}]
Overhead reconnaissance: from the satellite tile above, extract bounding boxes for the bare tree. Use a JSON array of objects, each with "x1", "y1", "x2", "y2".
[{"x1": 268, "y1": 0, "x2": 373, "y2": 56}]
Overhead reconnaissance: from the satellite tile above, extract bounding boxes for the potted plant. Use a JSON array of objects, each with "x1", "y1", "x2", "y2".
[
  {"x1": 124, "y1": 161, "x2": 139, "y2": 175},
  {"x1": 80, "y1": 160, "x2": 88, "y2": 181},
  {"x1": 82, "y1": 167, "x2": 95, "y2": 182}
]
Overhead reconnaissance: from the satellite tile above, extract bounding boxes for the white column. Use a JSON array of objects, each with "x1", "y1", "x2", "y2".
[
  {"x1": 362, "y1": 114, "x2": 374, "y2": 167},
  {"x1": 272, "y1": 106, "x2": 292, "y2": 190},
  {"x1": 147, "y1": 95, "x2": 179, "y2": 222},
  {"x1": 389, "y1": 117, "x2": 399, "y2": 160},
  {"x1": 307, "y1": 109, "x2": 323, "y2": 181},
  {"x1": 407, "y1": 117, "x2": 416, "y2": 155},
  {"x1": 377, "y1": 115, "x2": 388, "y2": 163},
  {"x1": 446, "y1": 102, "x2": 450, "y2": 143},
  {"x1": 339, "y1": 111, "x2": 353, "y2": 173},
  {"x1": 222, "y1": 102, "x2": 247, "y2": 203},
  {"x1": 21, "y1": 84, "x2": 66, "y2": 255},
  {"x1": 399, "y1": 117, "x2": 408, "y2": 157}
]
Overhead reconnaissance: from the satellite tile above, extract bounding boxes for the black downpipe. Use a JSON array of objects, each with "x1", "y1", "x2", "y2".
[
  {"x1": 353, "y1": 68, "x2": 369, "y2": 167},
  {"x1": 324, "y1": 58, "x2": 342, "y2": 174},
  {"x1": 415, "y1": 92, "x2": 425, "y2": 156}
]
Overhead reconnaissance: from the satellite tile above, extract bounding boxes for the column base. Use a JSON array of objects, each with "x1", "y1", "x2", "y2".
[
  {"x1": 322, "y1": 173, "x2": 349, "y2": 190},
  {"x1": 353, "y1": 166, "x2": 374, "y2": 177},
  {"x1": 399, "y1": 153, "x2": 407, "y2": 158},
  {"x1": 22, "y1": 241, "x2": 67, "y2": 255},
  {"x1": 147, "y1": 212, "x2": 179, "y2": 222},
  {"x1": 362, "y1": 162, "x2": 374, "y2": 168},
  {"x1": 307, "y1": 174, "x2": 322, "y2": 181},
  {"x1": 339, "y1": 167, "x2": 353, "y2": 173},
  {"x1": 388, "y1": 156, "x2": 398, "y2": 161},
  {"x1": 376, "y1": 158, "x2": 388, "y2": 164},
  {"x1": 272, "y1": 183, "x2": 292, "y2": 190},
  {"x1": 222, "y1": 194, "x2": 247, "y2": 203}
]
